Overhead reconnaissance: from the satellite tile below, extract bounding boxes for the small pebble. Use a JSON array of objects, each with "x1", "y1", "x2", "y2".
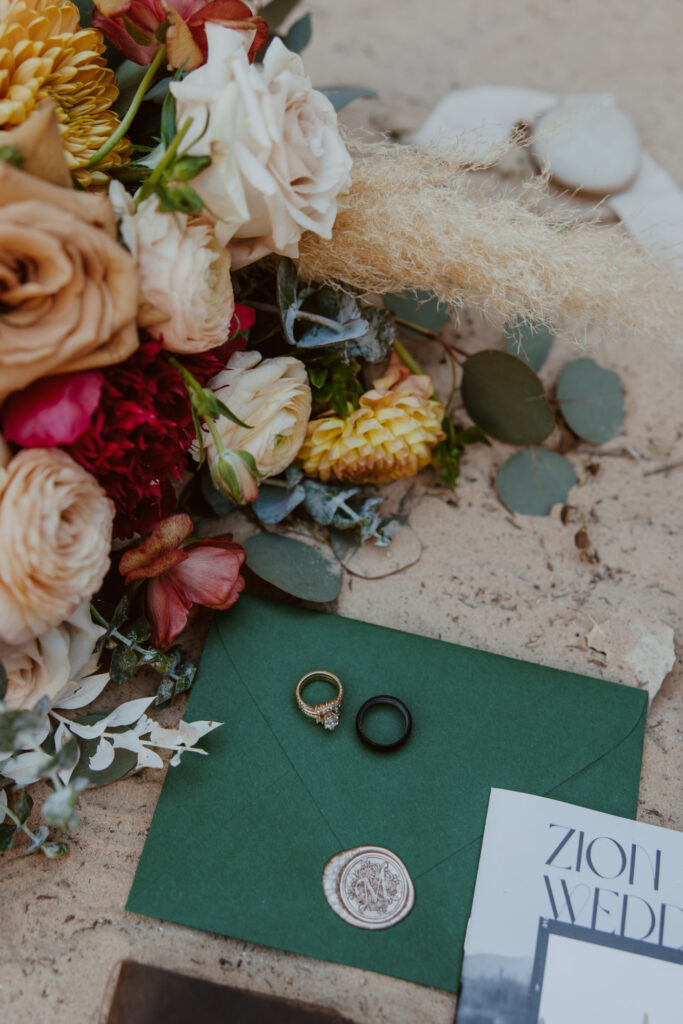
[{"x1": 531, "y1": 94, "x2": 640, "y2": 195}]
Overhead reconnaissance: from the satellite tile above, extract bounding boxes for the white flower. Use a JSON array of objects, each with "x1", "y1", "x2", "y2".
[
  {"x1": 171, "y1": 25, "x2": 352, "y2": 268},
  {"x1": 199, "y1": 350, "x2": 312, "y2": 478},
  {"x1": 0, "y1": 602, "x2": 109, "y2": 713},
  {"x1": 110, "y1": 181, "x2": 234, "y2": 354}
]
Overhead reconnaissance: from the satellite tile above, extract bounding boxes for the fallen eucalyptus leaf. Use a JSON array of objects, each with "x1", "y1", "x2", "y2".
[
  {"x1": 244, "y1": 532, "x2": 342, "y2": 602},
  {"x1": 497, "y1": 447, "x2": 578, "y2": 516},
  {"x1": 504, "y1": 319, "x2": 555, "y2": 371},
  {"x1": 462, "y1": 350, "x2": 555, "y2": 445},
  {"x1": 557, "y1": 357, "x2": 624, "y2": 443},
  {"x1": 330, "y1": 518, "x2": 422, "y2": 578}
]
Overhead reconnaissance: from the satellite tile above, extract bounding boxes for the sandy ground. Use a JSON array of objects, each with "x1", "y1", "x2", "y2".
[{"x1": 1, "y1": 2, "x2": 681, "y2": 1022}]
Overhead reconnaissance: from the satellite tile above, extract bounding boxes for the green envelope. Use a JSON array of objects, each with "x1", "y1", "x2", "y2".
[{"x1": 127, "y1": 594, "x2": 647, "y2": 992}]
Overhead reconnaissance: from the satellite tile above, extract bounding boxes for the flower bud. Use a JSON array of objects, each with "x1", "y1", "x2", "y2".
[{"x1": 210, "y1": 449, "x2": 259, "y2": 505}]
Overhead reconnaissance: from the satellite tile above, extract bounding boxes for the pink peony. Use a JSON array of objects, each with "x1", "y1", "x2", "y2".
[{"x1": 119, "y1": 513, "x2": 245, "y2": 647}]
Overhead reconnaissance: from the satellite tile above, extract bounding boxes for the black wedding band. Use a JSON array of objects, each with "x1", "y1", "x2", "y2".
[{"x1": 355, "y1": 695, "x2": 412, "y2": 752}]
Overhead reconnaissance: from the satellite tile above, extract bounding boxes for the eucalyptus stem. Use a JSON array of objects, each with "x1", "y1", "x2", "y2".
[
  {"x1": 3, "y1": 804, "x2": 43, "y2": 846},
  {"x1": 87, "y1": 45, "x2": 167, "y2": 169}
]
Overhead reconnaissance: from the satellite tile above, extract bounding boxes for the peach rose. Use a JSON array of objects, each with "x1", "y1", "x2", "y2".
[
  {"x1": 0, "y1": 602, "x2": 109, "y2": 713},
  {"x1": 0, "y1": 449, "x2": 114, "y2": 646},
  {"x1": 0, "y1": 160, "x2": 139, "y2": 403},
  {"x1": 110, "y1": 181, "x2": 235, "y2": 353}
]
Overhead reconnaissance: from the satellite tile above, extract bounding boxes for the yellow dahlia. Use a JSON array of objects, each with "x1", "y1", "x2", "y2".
[
  {"x1": 298, "y1": 358, "x2": 446, "y2": 484},
  {"x1": 0, "y1": 0, "x2": 131, "y2": 186}
]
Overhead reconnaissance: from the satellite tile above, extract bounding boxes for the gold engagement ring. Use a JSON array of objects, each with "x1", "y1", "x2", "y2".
[{"x1": 296, "y1": 670, "x2": 343, "y2": 731}]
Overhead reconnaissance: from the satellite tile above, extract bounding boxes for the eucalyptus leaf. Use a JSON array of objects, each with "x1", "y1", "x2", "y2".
[
  {"x1": 43, "y1": 785, "x2": 79, "y2": 830},
  {"x1": 319, "y1": 86, "x2": 377, "y2": 111},
  {"x1": 244, "y1": 533, "x2": 342, "y2": 602},
  {"x1": 556, "y1": 358, "x2": 624, "y2": 444},
  {"x1": 462, "y1": 350, "x2": 555, "y2": 445},
  {"x1": 71, "y1": 714, "x2": 137, "y2": 788},
  {"x1": 260, "y1": 0, "x2": 301, "y2": 31},
  {"x1": 504, "y1": 319, "x2": 555, "y2": 371},
  {"x1": 497, "y1": 447, "x2": 578, "y2": 516},
  {"x1": 384, "y1": 290, "x2": 450, "y2": 334},
  {"x1": 0, "y1": 709, "x2": 47, "y2": 752},
  {"x1": 252, "y1": 483, "x2": 306, "y2": 524},
  {"x1": 110, "y1": 645, "x2": 140, "y2": 686},
  {"x1": 285, "y1": 12, "x2": 311, "y2": 51},
  {"x1": 301, "y1": 480, "x2": 360, "y2": 527}
]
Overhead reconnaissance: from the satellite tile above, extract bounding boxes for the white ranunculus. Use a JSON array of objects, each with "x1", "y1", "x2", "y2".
[
  {"x1": 171, "y1": 25, "x2": 353, "y2": 268},
  {"x1": 200, "y1": 350, "x2": 312, "y2": 478},
  {"x1": 0, "y1": 601, "x2": 109, "y2": 713},
  {"x1": 110, "y1": 181, "x2": 234, "y2": 353}
]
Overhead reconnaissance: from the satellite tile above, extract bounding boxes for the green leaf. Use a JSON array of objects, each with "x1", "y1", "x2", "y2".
[
  {"x1": 318, "y1": 86, "x2": 377, "y2": 112},
  {"x1": 71, "y1": 714, "x2": 137, "y2": 788},
  {"x1": 73, "y1": 0, "x2": 94, "y2": 25},
  {"x1": 110, "y1": 645, "x2": 140, "y2": 686},
  {"x1": 42, "y1": 841, "x2": 69, "y2": 859},
  {"x1": 432, "y1": 415, "x2": 489, "y2": 487},
  {"x1": 556, "y1": 358, "x2": 624, "y2": 444},
  {"x1": 155, "y1": 677, "x2": 175, "y2": 706},
  {"x1": 127, "y1": 617, "x2": 151, "y2": 643},
  {"x1": 260, "y1": 0, "x2": 301, "y2": 31},
  {"x1": 497, "y1": 447, "x2": 578, "y2": 516},
  {"x1": 0, "y1": 145, "x2": 23, "y2": 168},
  {"x1": 462, "y1": 350, "x2": 555, "y2": 445},
  {"x1": 504, "y1": 319, "x2": 555, "y2": 371},
  {"x1": 170, "y1": 154, "x2": 211, "y2": 182},
  {"x1": 0, "y1": 661, "x2": 6, "y2": 701},
  {"x1": 44, "y1": 737, "x2": 80, "y2": 777},
  {"x1": 160, "y1": 88, "x2": 178, "y2": 148},
  {"x1": 156, "y1": 183, "x2": 204, "y2": 215},
  {"x1": 244, "y1": 533, "x2": 342, "y2": 602},
  {"x1": 0, "y1": 823, "x2": 16, "y2": 852},
  {"x1": 15, "y1": 791, "x2": 33, "y2": 825},
  {"x1": 384, "y1": 290, "x2": 450, "y2": 334},
  {"x1": 284, "y1": 12, "x2": 311, "y2": 51},
  {"x1": 27, "y1": 825, "x2": 49, "y2": 853}
]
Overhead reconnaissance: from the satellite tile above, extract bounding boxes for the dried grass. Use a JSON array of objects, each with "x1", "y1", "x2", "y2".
[{"x1": 297, "y1": 139, "x2": 683, "y2": 343}]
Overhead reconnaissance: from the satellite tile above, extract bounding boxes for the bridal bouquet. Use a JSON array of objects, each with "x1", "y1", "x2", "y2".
[{"x1": 0, "y1": 0, "x2": 677, "y2": 857}]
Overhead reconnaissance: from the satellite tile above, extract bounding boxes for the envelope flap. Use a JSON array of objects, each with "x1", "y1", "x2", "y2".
[{"x1": 215, "y1": 596, "x2": 647, "y2": 877}]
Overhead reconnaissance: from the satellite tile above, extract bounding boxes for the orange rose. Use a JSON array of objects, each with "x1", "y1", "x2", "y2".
[{"x1": 0, "y1": 160, "x2": 139, "y2": 403}]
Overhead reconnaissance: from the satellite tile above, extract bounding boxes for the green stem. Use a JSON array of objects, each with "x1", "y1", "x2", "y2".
[
  {"x1": 392, "y1": 338, "x2": 424, "y2": 377},
  {"x1": 137, "y1": 115, "x2": 193, "y2": 203},
  {"x1": 88, "y1": 45, "x2": 167, "y2": 169}
]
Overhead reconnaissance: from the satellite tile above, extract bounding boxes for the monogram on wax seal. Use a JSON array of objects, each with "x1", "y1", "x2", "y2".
[{"x1": 322, "y1": 845, "x2": 415, "y2": 930}]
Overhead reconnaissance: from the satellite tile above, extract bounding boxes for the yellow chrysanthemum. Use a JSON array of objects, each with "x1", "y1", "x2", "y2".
[
  {"x1": 0, "y1": 0, "x2": 131, "y2": 186},
  {"x1": 298, "y1": 363, "x2": 446, "y2": 485}
]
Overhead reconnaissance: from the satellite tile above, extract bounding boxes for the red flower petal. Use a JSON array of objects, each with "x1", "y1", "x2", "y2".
[
  {"x1": 3, "y1": 371, "x2": 103, "y2": 448},
  {"x1": 232, "y1": 304, "x2": 256, "y2": 332},
  {"x1": 119, "y1": 513, "x2": 194, "y2": 581},
  {"x1": 169, "y1": 544, "x2": 246, "y2": 608},
  {"x1": 188, "y1": 1, "x2": 268, "y2": 62},
  {"x1": 143, "y1": 575, "x2": 192, "y2": 649}
]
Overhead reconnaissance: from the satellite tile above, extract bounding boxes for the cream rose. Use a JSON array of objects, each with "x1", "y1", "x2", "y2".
[
  {"x1": 0, "y1": 602, "x2": 109, "y2": 713},
  {"x1": 110, "y1": 182, "x2": 235, "y2": 353},
  {"x1": 0, "y1": 160, "x2": 139, "y2": 403},
  {"x1": 171, "y1": 25, "x2": 352, "y2": 268},
  {"x1": 0, "y1": 449, "x2": 114, "y2": 646},
  {"x1": 200, "y1": 350, "x2": 312, "y2": 477}
]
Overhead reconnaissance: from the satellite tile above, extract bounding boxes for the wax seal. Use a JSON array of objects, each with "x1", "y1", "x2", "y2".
[{"x1": 322, "y1": 845, "x2": 415, "y2": 930}]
